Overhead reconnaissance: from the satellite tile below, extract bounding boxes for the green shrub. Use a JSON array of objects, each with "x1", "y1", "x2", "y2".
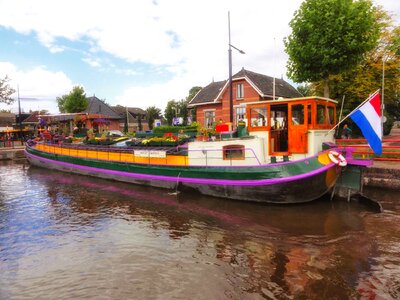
[
  {"x1": 383, "y1": 113, "x2": 394, "y2": 136},
  {"x1": 152, "y1": 125, "x2": 198, "y2": 134}
]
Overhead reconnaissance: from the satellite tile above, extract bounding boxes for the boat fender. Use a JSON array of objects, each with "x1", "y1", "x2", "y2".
[{"x1": 328, "y1": 150, "x2": 347, "y2": 167}]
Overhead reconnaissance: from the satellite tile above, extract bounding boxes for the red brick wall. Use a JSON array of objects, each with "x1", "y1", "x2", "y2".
[
  {"x1": 196, "y1": 79, "x2": 262, "y2": 124},
  {"x1": 196, "y1": 103, "x2": 222, "y2": 127}
]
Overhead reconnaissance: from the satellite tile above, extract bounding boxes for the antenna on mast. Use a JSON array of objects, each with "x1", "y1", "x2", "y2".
[{"x1": 273, "y1": 37, "x2": 276, "y2": 100}]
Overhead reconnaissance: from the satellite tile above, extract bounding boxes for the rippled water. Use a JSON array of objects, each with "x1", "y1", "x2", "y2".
[{"x1": 0, "y1": 160, "x2": 399, "y2": 299}]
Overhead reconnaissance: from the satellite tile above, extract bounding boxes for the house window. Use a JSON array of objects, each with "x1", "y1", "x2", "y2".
[
  {"x1": 204, "y1": 111, "x2": 215, "y2": 128},
  {"x1": 236, "y1": 84, "x2": 244, "y2": 99},
  {"x1": 250, "y1": 107, "x2": 267, "y2": 127},
  {"x1": 223, "y1": 144, "x2": 245, "y2": 160},
  {"x1": 235, "y1": 106, "x2": 246, "y2": 126}
]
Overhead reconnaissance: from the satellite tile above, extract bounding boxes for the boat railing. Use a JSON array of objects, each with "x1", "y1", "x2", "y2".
[{"x1": 33, "y1": 142, "x2": 263, "y2": 167}]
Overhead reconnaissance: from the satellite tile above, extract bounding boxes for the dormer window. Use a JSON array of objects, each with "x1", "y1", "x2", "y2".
[{"x1": 236, "y1": 83, "x2": 244, "y2": 99}]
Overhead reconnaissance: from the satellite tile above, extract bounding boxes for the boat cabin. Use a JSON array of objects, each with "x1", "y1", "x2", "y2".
[
  {"x1": 188, "y1": 96, "x2": 337, "y2": 166},
  {"x1": 247, "y1": 96, "x2": 337, "y2": 156}
]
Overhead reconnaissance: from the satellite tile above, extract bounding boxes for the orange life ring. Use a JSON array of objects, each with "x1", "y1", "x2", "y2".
[{"x1": 328, "y1": 150, "x2": 347, "y2": 167}]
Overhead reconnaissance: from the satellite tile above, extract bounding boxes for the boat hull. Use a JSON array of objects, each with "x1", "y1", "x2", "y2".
[{"x1": 25, "y1": 145, "x2": 341, "y2": 204}]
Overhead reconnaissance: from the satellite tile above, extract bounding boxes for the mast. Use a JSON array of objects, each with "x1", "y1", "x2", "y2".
[
  {"x1": 273, "y1": 37, "x2": 276, "y2": 100},
  {"x1": 228, "y1": 11, "x2": 233, "y2": 123}
]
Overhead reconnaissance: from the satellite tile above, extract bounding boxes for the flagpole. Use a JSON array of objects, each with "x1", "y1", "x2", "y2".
[
  {"x1": 381, "y1": 57, "x2": 385, "y2": 137},
  {"x1": 325, "y1": 89, "x2": 380, "y2": 135},
  {"x1": 334, "y1": 95, "x2": 345, "y2": 137}
]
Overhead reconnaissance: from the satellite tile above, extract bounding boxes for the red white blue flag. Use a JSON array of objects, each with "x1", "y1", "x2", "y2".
[{"x1": 350, "y1": 92, "x2": 382, "y2": 155}]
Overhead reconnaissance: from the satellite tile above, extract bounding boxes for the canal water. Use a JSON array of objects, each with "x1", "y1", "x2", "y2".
[{"x1": 0, "y1": 160, "x2": 399, "y2": 299}]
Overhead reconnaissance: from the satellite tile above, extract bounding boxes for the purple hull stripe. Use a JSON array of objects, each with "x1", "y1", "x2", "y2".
[{"x1": 25, "y1": 150, "x2": 334, "y2": 187}]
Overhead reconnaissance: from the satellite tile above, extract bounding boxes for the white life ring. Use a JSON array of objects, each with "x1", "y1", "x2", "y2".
[{"x1": 328, "y1": 150, "x2": 347, "y2": 167}]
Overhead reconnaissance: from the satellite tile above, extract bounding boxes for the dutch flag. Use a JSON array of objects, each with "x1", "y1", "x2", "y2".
[{"x1": 350, "y1": 92, "x2": 382, "y2": 155}]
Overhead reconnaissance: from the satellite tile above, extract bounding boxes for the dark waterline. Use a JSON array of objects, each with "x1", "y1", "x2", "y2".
[{"x1": 0, "y1": 160, "x2": 399, "y2": 299}]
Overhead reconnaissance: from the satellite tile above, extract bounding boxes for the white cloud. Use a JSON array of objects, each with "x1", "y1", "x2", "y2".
[
  {"x1": 0, "y1": 62, "x2": 74, "y2": 113},
  {"x1": 82, "y1": 57, "x2": 101, "y2": 68}
]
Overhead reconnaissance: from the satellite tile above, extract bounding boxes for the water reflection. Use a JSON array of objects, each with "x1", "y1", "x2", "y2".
[{"x1": 0, "y1": 161, "x2": 399, "y2": 299}]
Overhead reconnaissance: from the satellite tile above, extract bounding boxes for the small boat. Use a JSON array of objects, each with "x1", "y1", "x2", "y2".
[{"x1": 25, "y1": 96, "x2": 350, "y2": 204}]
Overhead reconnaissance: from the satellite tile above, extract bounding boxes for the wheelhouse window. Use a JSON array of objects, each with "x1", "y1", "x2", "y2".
[
  {"x1": 327, "y1": 106, "x2": 335, "y2": 125},
  {"x1": 317, "y1": 104, "x2": 326, "y2": 124},
  {"x1": 291, "y1": 104, "x2": 305, "y2": 125},
  {"x1": 250, "y1": 107, "x2": 267, "y2": 128},
  {"x1": 223, "y1": 144, "x2": 245, "y2": 160},
  {"x1": 204, "y1": 111, "x2": 215, "y2": 128},
  {"x1": 236, "y1": 83, "x2": 244, "y2": 99}
]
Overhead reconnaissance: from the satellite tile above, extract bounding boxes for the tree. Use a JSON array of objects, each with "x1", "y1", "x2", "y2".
[
  {"x1": 187, "y1": 86, "x2": 202, "y2": 102},
  {"x1": 146, "y1": 106, "x2": 162, "y2": 130},
  {"x1": 310, "y1": 9, "x2": 400, "y2": 119},
  {"x1": 178, "y1": 99, "x2": 189, "y2": 125},
  {"x1": 164, "y1": 100, "x2": 178, "y2": 126},
  {"x1": 296, "y1": 84, "x2": 312, "y2": 96},
  {"x1": 0, "y1": 76, "x2": 16, "y2": 104},
  {"x1": 284, "y1": 0, "x2": 380, "y2": 98},
  {"x1": 186, "y1": 86, "x2": 201, "y2": 123},
  {"x1": 57, "y1": 86, "x2": 88, "y2": 113}
]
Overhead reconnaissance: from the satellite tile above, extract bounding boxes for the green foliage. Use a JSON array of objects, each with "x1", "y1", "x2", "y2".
[
  {"x1": 57, "y1": 86, "x2": 88, "y2": 113},
  {"x1": 296, "y1": 84, "x2": 312, "y2": 96},
  {"x1": 179, "y1": 99, "x2": 189, "y2": 126},
  {"x1": 383, "y1": 113, "x2": 394, "y2": 136},
  {"x1": 311, "y1": 9, "x2": 400, "y2": 125},
  {"x1": 284, "y1": 0, "x2": 380, "y2": 97},
  {"x1": 146, "y1": 106, "x2": 162, "y2": 130},
  {"x1": 0, "y1": 76, "x2": 16, "y2": 105},
  {"x1": 152, "y1": 124, "x2": 198, "y2": 134},
  {"x1": 164, "y1": 100, "x2": 177, "y2": 125},
  {"x1": 187, "y1": 86, "x2": 201, "y2": 122},
  {"x1": 164, "y1": 98, "x2": 190, "y2": 126},
  {"x1": 187, "y1": 86, "x2": 202, "y2": 102}
]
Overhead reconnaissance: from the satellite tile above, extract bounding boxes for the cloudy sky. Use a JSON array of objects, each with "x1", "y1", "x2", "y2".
[{"x1": 0, "y1": 0, "x2": 399, "y2": 114}]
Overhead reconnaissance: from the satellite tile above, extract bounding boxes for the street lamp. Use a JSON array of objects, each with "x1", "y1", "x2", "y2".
[{"x1": 228, "y1": 11, "x2": 245, "y2": 124}]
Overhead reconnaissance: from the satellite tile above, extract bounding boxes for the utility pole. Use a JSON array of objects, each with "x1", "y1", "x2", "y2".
[{"x1": 17, "y1": 85, "x2": 22, "y2": 141}]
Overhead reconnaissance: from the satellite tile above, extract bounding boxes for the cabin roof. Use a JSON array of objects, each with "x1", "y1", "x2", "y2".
[
  {"x1": 22, "y1": 111, "x2": 40, "y2": 123},
  {"x1": 0, "y1": 112, "x2": 15, "y2": 126},
  {"x1": 111, "y1": 105, "x2": 146, "y2": 116},
  {"x1": 83, "y1": 96, "x2": 121, "y2": 119},
  {"x1": 188, "y1": 68, "x2": 302, "y2": 107},
  {"x1": 233, "y1": 69, "x2": 302, "y2": 99},
  {"x1": 188, "y1": 80, "x2": 227, "y2": 105}
]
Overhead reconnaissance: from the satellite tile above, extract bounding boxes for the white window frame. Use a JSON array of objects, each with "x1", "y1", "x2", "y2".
[
  {"x1": 235, "y1": 106, "x2": 246, "y2": 126},
  {"x1": 236, "y1": 83, "x2": 244, "y2": 99},
  {"x1": 204, "y1": 110, "x2": 215, "y2": 128}
]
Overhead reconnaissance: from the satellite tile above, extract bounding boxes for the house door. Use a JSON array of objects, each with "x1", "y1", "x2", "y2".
[{"x1": 288, "y1": 103, "x2": 308, "y2": 153}]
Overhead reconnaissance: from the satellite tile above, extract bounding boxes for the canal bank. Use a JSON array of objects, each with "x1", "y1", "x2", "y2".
[
  {"x1": 364, "y1": 127, "x2": 400, "y2": 190},
  {"x1": 364, "y1": 161, "x2": 400, "y2": 190}
]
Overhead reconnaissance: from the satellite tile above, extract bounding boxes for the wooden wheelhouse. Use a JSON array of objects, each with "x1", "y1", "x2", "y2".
[{"x1": 246, "y1": 97, "x2": 337, "y2": 156}]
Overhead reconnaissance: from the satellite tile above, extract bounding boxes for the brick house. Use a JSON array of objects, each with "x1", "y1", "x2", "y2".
[
  {"x1": 188, "y1": 68, "x2": 302, "y2": 128},
  {"x1": 111, "y1": 105, "x2": 149, "y2": 132}
]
